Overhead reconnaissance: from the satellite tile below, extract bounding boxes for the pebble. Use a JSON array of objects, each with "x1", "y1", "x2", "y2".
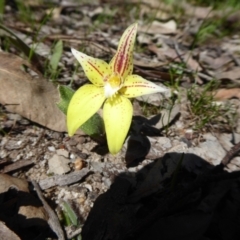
[
  {"x1": 56, "y1": 148, "x2": 69, "y2": 158},
  {"x1": 226, "y1": 163, "x2": 239, "y2": 172},
  {"x1": 189, "y1": 134, "x2": 226, "y2": 165},
  {"x1": 74, "y1": 158, "x2": 84, "y2": 170},
  {"x1": 48, "y1": 146, "x2": 56, "y2": 152},
  {"x1": 157, "y1": 137, "x2": 172, "y2": 149},
  {"x1": 48, "y1": 154, "x2": 70, "y2": 175}
]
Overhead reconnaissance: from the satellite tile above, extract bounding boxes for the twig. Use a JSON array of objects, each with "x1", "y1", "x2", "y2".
[
  {"x1": 38, "y1": 168, "x2": 90, "y2": 190},
  {"x1": 221, "y1": 141, "x2": 240, "y2": 166},
  {"x1": 174, "y1": 41, "x2": 185, "y2": 63},
  {"x1": 67, "y1": 227, "x2": 82, "y2": 239},
  {"x1": 31, "y1": 180, "x2": 65, "y2": 240},
  {"x1": 164, "y1": 63, "x2": 213, "y2": 81},
  {"x1": 1, "y1": 159, "x2": 34, "y2": 173},
  {"x1": 228, "y1": 51, "x2": 240, "y2": 66},
  {"x1": 0, "y1": 158, "x2": 9, "y2": 166},
  {"x1": 32, "y1": 129, "x2": 45, "y2": 146}
]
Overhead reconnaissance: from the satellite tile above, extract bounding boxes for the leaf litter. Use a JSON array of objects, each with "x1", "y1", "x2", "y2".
[
  {"x1": 0, "y1": 0, "x2": 240, "y2": 239},
  {"x1": 0, "y1": 52, "x2": 66, "y2": 132}
]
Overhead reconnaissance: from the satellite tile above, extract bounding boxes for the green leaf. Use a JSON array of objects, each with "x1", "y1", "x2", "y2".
[
  {"x1": 57, "y1": 85, "x2": 75, "y2": 115},
  {"x1": 81, "y1": 111, "x2": 104, "y2": 137},
  {"x1": 50, "y1": 40, "x2": 63, "y2": 72},
  {"x1": 57, "y1": 85, "x2": 104, "y2": 137},
  {"x1": 62, "y1": 201, "x2": 78, "y2": 226},
  {"x1": 0, "y1": 0, "x2": 5, "y2": 21}
]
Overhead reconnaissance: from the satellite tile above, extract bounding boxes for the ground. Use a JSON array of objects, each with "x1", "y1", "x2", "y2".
[{"x1": 1, "y1": 0, "x2": 240, "y2": 239}]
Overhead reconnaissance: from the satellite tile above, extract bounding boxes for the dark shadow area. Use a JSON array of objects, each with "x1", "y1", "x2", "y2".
[
  {"x1": 0, "y1": 186, "x2": 57, "y2": 240},
  {"x1": 90, "y1": 112, "x2": 180, "y2": 161},
  {"x1": 125, "y1": 113, "x2": 180, "y2": 167},
  {"x1": 125, "y1": 133, "x2": 151, "y2": 167},
  {"x1": 82, "y1": 152, "x2": 240, "y2": 240}
]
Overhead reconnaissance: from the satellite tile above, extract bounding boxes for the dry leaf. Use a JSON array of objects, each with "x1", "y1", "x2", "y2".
[
  {"x1": 148, "y1": 44, "x2": 175, "y2": 62},
  {"x1": 131, "y1": 0, "x2": 173, "y2": 20},
  {"x1": 140, "y1": 20, "x2": 177, "y2": 35},
  {"x1": 199, "y1": 52, "x2": 232, "y2": 70},
  {"x1": 214, "y1": 67, "x2": 240, "y2": 80},
  {"x1": 133, "y1": 59, "x2": 164, "y2": 68},
  {"x1": 136, "y1": 92, "x2": 166, "y2": 106},
  {"x1": 18, "y1": 205, "x2": 48, "y2": 227},
  {"x1": 0, "y1": 173, "x2": 29, "y2": 193},
  {"x1": 0, "y1": 173, "x2": 48, "y2": 235},
  {"x1": 214, "y1": 88, "x2": 240, "y2": 100},
  {"x1": 151, "y1": 104, "x2": 180, "y2": 129},
  {"x1": 181, "y1": 2, "x2": 213, "y2": 19},
  {"x1": 184, "y1": 52, "x2": 202, "y2": 72},
  {"x1": 0, "y1": 52, "x2": 66, "y2": 132},
  {"x1": 148, "y1": 45, "x2": 202, "y2": 72}
]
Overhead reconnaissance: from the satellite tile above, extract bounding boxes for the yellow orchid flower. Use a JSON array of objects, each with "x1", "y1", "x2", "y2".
[{"x1": 67, "y1": 23, "x2": 168, "y2": 154}]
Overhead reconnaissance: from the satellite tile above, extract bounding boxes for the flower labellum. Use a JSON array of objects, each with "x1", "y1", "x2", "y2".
[{"x1": 67, "y1": 23, "x2": 168, "y2": 154}]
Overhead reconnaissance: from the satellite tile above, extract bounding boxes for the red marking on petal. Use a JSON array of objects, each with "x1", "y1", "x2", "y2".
[
  {"x1": 126, "y1": 84, "x2": 155, "y2": 88},
  {"x1": 88, "y1": 61, "x2": 103, "y2": 77},
  {"x1": 114, "y1": 26, "x2": 136, "y2": 76}
]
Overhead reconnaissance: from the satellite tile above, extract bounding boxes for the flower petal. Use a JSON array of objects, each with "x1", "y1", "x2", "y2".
[
  {"x1": 67, "y1": 84, "x2": 105, "y2": 136},
  {"x1": 71, "y1": 48, "x2": 111, "y2": 86},
  {"x1": 103, "y1": 95, "x2": 133, "y2": 154},
  {"x1": 109, "y1": 23, "x2": 138, "y2": 78},
  {"x1": 120, "y1": 74, "x2": 169, "y2": 98}
]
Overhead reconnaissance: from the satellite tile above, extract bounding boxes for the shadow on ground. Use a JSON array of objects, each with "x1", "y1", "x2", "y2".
[{"x1": 82, "y1": 152, "x2": 240, "y2": 240}]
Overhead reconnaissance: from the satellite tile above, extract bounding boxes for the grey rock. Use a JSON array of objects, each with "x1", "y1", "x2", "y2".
[
  {"x1": 48, "y1": 154, "x2": 70, "y2": 175},
  {"x1": 56, "y1": 149, "x2": 69, "y2": 158}
]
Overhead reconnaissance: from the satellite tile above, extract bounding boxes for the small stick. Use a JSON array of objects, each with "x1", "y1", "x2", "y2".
[
  {"x1": 38, "y1": 168, "x2": 90, "y2": 190},
  {"x1": 221, "y1": 141, "x2": 240, "y2": 166},
  {"x1": 32, "y1": 180, "x2": 65, "y2": 240},
  {"x1": 67, "y1": 227, "x2": 82, "y2": 239},
  {"x1": 1, "y1": 159, "x2": 34, "y2": 173}
]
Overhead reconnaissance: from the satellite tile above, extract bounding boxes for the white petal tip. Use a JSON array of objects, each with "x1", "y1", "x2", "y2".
[
  {"x1": 156, "y1": 85, "x2": 170, "y2": 93},
  {"x1": 71, "y1": 48, "x2": 77, "y2": 54}
]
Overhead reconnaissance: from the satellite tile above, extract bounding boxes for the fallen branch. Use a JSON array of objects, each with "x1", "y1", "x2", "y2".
[
  {"x1": 221, "y1": 141, "x2": 240, "y2": 166},
  {"x1": 32, "y1": 180, "x2": 65, "y2": 240},
  {"x1": 38, "y1": 168, "x2": 90, "y2": 190}
]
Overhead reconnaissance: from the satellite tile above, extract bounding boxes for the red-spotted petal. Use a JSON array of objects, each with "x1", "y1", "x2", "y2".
[
  {"x1": 120, "y1": 75, "x2": 168, "y2": 98},
  {"x1": 103, "y1": 95, "x2": 133, "y2": 154},
  {"x1": 109, "y1": 23, "x2": 138, "y2": 78},
  {"x1": 67, "y1": 84, "x2": 105, "y2": 136},
  {"x1": 71, "y1": 48, "x2": 111, "y2": 86}
]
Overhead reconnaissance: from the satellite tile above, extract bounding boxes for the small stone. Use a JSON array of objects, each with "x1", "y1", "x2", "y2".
[
  {"x1": 48, "y1": 146, "x2": 56, "y2": 152},
  {"x1": 157, "y1": 137, "x2": 172, "y2": 149},
  {"x1": 226, "y1": 163, "x2": 239, "y2": 172},
  {"x1": 76, "y1": 143, "x2": 82, "y2": 151},
  {"x1": 56, "y1": 149, "x2": 69, "y2": 158},
  {"x1": 19, "y1": 118, "x2": 30, "y2": 125},
  {"x1": 102, "y1": 177, "x2": 112, "y2": 188},
  {"x1": 231, "y1": 157, "x2": 240, "y2": 165},
  {"x1": 48, "y1": 154, "x2": 70, "y2": 175},
  {"x1": 84, "y1": 183, "x2": 92, "y2": 192},
  {"x1": 52, "y1": 132, "x2": 63, "y2": 139},
  {"x1": 185, "y1": 129, "x2": 194, "y2": 140},
  {"x1": 78, "y1": 197, "x2": 86, "y2": 204},
  {"x1": 189, "y1": 133, "x2": 226, "y2": 165},
  {"x1": 74, "y1": 158, "x2": 84, "y2": 170},
  {"x1": 4, "y1": 120, "x2": 14, "y2": 128},
  {"x1": 5, "y1": 139, "x2": 28, "y2": 150},
  {"x1": 7, "y1": 113, "x2": 22, "y2": 121},
  {"x1": 76, "y1": 136, "x2": 86, "y2": 144}
]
